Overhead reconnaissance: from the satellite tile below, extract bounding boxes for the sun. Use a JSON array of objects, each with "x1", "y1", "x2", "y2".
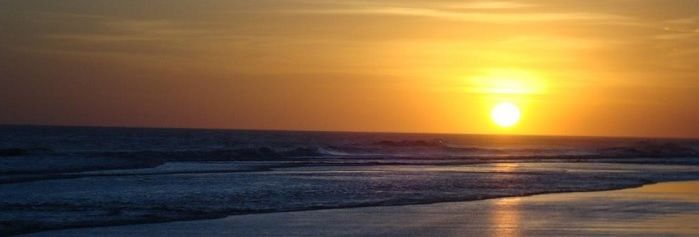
[{"x1": 491, "y1": 102, "x2": 520, "y2": 127}]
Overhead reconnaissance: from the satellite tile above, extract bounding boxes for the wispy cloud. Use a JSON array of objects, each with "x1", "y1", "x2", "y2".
[
  {"x1": 276, "y1": 3, "x2": 631, "y2": 24},
  {"x1": 444, "y1": 1, "x2": 535, "y2": 10},
  {"x1": 654, "y1": 32, "x2": 698, "y2": 40},
  {"x1": 665, "y1": 16, "x2": 699, "y2": 24},
  {"x1": 656, "y1": 17, "x2": 699, "y2": 40}
]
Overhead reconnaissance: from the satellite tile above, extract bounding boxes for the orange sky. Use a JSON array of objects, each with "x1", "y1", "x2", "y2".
[{"x1": 1, "y1": 0, "x2": 698, "y2": 137}]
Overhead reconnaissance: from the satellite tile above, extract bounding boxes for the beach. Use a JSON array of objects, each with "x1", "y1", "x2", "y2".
[
  {"x1": 2, "y1": 127, "x2": 699, "y2": 236},
  {"x1": 3, "y1": 0, "x2": 699, "y2": 236},
  {"x1": 23, "y1": 180, "x2": 699, "y2": 237}
]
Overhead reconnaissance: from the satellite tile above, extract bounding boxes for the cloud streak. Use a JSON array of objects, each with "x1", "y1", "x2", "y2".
[
  {"x1": 277, "y1": 5, "x2": 632, "y2": 24},
  {"x1": 444, "y1": 1, "x2": 535, "y2": 10}
]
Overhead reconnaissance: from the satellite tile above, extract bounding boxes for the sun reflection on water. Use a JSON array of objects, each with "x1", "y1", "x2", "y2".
[
  {"x1": 489, "y1": 197, "x2": 522, "y2": 237},
  {"x1": 492, "y1": 163, "x2": 519, "y2": 173}
]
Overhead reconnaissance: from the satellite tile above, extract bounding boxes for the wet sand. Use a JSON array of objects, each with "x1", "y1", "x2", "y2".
[{"x1": 23, "y1": 181, "x2": 699, "y2": 237}]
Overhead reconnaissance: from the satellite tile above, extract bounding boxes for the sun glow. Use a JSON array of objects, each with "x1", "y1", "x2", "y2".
[
  {"x1": 468, "y1": 69, "x2": 546, "y2": 95},
  {"x1": 491, "y1": 102, "x2": 521, "y2": 127}
]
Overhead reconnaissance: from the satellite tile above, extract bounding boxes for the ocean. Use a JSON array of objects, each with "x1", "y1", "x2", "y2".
[{"x1": 1, "y1": 125, "x2": 699, "y2": 235}]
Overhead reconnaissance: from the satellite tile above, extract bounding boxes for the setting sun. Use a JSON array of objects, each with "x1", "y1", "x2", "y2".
[{"x1": 491, "y1": 102, "x2": 521, "y2": 128}]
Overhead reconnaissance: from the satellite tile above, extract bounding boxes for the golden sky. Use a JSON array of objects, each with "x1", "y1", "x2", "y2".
[{"x1": 1, "y1": 0, "x2": 698, "y2": 137}]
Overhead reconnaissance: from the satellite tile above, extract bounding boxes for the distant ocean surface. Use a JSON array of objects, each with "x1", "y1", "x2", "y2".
[{"x1": 2, "y1": 125, "x2": 699, "y2": 236}]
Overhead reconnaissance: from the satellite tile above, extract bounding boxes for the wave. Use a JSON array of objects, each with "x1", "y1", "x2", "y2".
[
  {"x1": 368, "y1": 139, "x2": 699, "y2": 159},
  {"x1": 596, "y1": 141, "x2": 698, "y2": 158},
  {"x1": 0, "y1": 148, "x2": 26, "y2": 157},
  {"x1": 372, "y1": 139, "x2": 448, "y2": 147},
  {"x1": 3, "y1": 140, "x2": 697, "y2": 164},
  {"x1": 87, "y1": 147, "x2": 328, "y2": 161},
  {"x1": 0, "y1": 148, "x2": 53, "y2": 157}
]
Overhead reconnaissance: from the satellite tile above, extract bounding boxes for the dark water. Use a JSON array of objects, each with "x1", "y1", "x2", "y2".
[{"x1": 1, "y1": 125, "x2": 699, "y2": 235}]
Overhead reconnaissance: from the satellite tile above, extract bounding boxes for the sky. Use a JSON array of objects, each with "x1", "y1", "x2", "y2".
[{"x1": 1, "y1": 0, "x2": 698, "y2": 138}]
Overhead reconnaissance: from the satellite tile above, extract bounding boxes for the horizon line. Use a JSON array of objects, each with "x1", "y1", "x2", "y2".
[{"x1": 1, "y1": 122, "x2": 698, "y2": 140}]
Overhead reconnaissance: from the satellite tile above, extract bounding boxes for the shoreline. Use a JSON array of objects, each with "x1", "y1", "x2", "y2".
[{"x1": 18, "y1": 179, "x2": 699, "y2": 237}]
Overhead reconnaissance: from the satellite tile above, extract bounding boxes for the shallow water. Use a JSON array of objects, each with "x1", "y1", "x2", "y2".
[{"x1": 24, "y1": 181, "x2": 699, "y2": 237}]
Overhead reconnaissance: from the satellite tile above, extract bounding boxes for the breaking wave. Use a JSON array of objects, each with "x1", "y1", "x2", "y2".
[{"x1": 3, "y1": 140, "x2": 697, "y2": 162}]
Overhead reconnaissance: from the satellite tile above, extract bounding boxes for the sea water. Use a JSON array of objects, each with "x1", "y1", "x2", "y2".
[{"x1": 1, "y1": 125, "x2": 699, "y2": 235}]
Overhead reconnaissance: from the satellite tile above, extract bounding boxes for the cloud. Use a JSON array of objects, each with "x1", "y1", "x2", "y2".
[
  {"x1": 277, "y1": 5, "x2": 632, "y2": 24},
  {"x1": 444, "y1": 1, "x2": 535, "y2": 10},
  {"x1": 659, "y1": 15, "x2": 699, "y2": 39},
  {"x1": 665, "y1": 16, "x2": 699, "y2": 24},
  {"x1": 654, "y1": 32, "x2": 697, "y2": 40}
]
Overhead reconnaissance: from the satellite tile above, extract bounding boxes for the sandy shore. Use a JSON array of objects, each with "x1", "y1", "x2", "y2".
[{"x1": 23, "y1": 181, "x2": 699, "y2": 237}]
